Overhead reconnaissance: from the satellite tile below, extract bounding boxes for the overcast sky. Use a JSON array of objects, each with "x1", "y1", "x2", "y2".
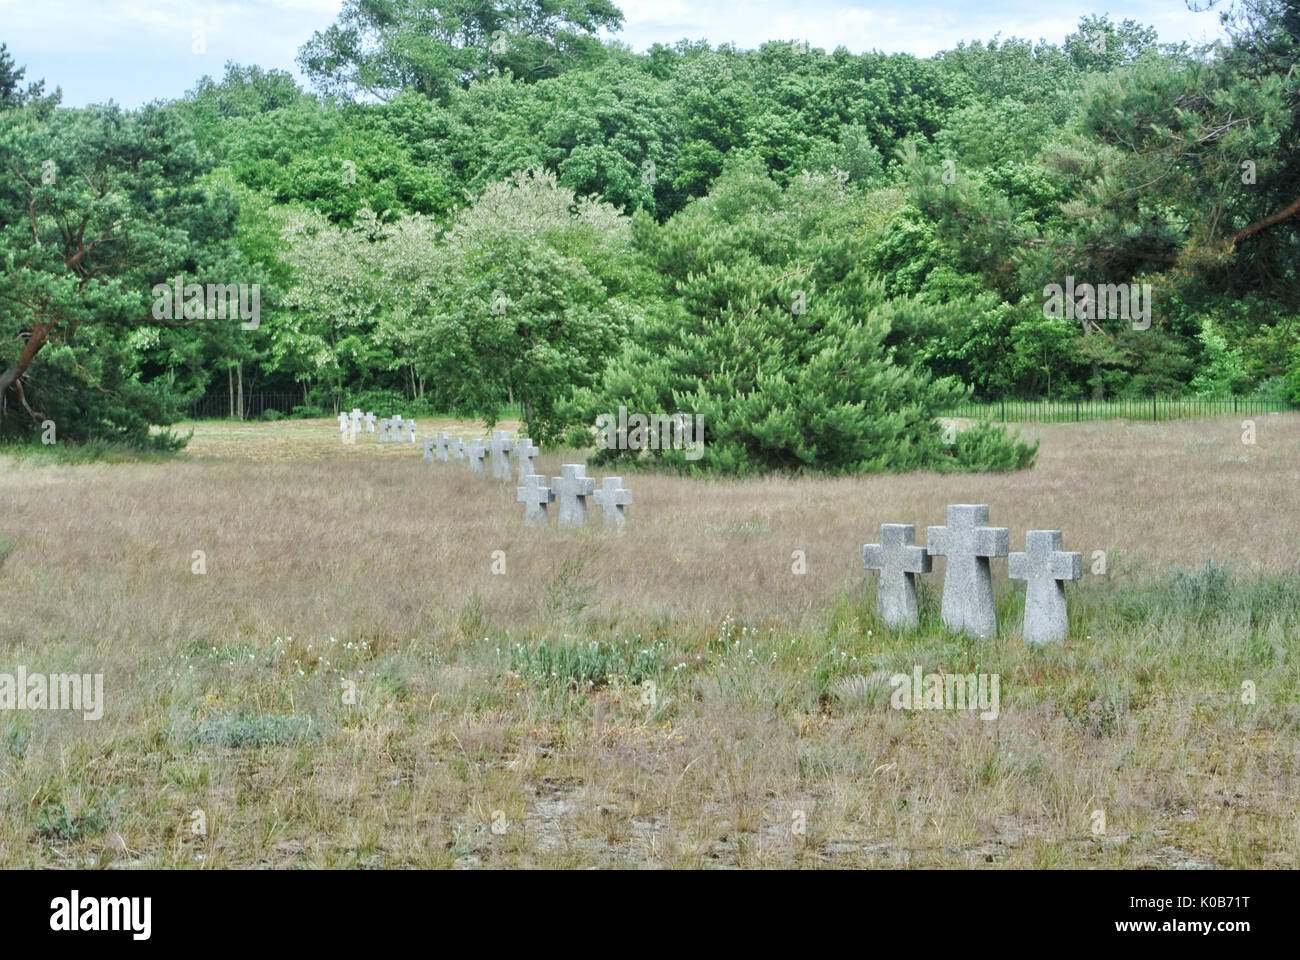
[{"x1": 1, "y1": 0, "x2": 1229, "y2": 108}]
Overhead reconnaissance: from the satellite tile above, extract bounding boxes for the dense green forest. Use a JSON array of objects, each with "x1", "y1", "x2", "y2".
[{"x1": 1, "y1": 1, "x2": 1298, "y2": 472}]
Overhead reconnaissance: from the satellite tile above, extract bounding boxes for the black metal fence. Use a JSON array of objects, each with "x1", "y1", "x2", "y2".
[
  {"x1": 185, "y1": 393, "x2": 304, "y2": 420},
  {"x1": 941, "y1": 395, "x2": 1292, "y2": 423}
]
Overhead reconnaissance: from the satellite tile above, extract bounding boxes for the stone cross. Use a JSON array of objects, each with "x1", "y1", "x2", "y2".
[
  {"x1": 862, "y1": 523, "x2": 932, "y2": 630},
  {"x1": 490, "y1": 430, "x2": 514, "y2": 480},
  {"x1": 452, "y1": 438, "x2": 466, "y2": 460},
  {"x1": 926, "y1": 504, "x2": 1009, "y2": 638},
  {"x1": 337, "y1": 413, "x2": 349, "y2": 437},
  {"x1": 467, "y1": 439, "x2": 487, "y2": 476},
  {"x1": 515, "y1": 437, "x2": 539, "y2": 482},
  {"x1": 592, "y1": 476, "x2": 632, "y2": 530},
  {"x1": 1009, "y1": 530, "x2": 1082, "y2": 645},
  {"x1": 379, "y1": 418, "x2": 391, "y2": 443},
  {"x1": 391, "y1": 415, "x2": 404, "y2": 443},
  {"x1": 552, "y1": 464, "x2": 595, "y2": 527},
  {"x1": 364, "y1": 412, "x2": 376, "y2": 433},
  {"x1": 517, "y1": 474, "x2": 554, "y2": 526},
  {"x1": 349, "y1": 409, "x2": 362, "y2": 434},
  {"x1": 434, "y1": 432, "x2": 451, "y2": 461},
  {"x1": 421, "y1": 437, "x2": 435, "y2": 463},
  {"x1": 404, "y1": 420, "x2": 417, "y2": 443}
]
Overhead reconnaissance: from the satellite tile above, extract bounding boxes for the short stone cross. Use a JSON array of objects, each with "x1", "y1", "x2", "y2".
[
  {"x1": 404, "y1": 420, "x2": 417, "y2": 443},
  {"x1": 421, "y1": 437, "x2": 435, "y2": 463},
  {"x1": 516, "y1": 437, "x2": 539, "y2": 482},
  {"x1": 364, "y1": 412, "x2": 376, "y2": 433},
  {"x1": 467, "y1": 439, "x2": 487, "y2": 476},
  {"x1": 862, "y1": 523, "x2": 931, "y2": 629},
  {"x1": 337, "y1": 413, "x2": 349, "y2": 438},
  {"x1": 552, "y1": 464, "x2": 595, "y2": 527},
  {"x1": 1009, "y1": 530, "x2": 1081, "y2": 645},
  {"x1": 592, "y1": 476, "x2": 632, "y2": 530},
  {"x1": 452, "y1": 438, "x2": 466, "y2": 460},
  {"x1": 434, "y1": 432, "x2": 451, "y2": 462},
  {"x1": 926, "y1": 504, "x2": 1009, "y2": 638},
  {"x1": 517, "y1": 474, "x2": 554, "y2": 526},
  {"x1": 490, "y1": 430, "x2": 514, "y2": 480},
  {"x1": 379, "y1": 418, "x2": 391, "y2": 443}
]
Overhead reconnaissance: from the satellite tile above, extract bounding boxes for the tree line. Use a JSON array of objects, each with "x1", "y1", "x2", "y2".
[{"x1": 1, "y1": 1, "x2": 1297, "y2": 472}]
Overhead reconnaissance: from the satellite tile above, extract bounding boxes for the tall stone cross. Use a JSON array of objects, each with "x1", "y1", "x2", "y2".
[
  {"x1": 517, "y1": 474, "x2": 554, "y2": 526},
  {"x1": 404, "y1": 420, "x2": 417, "y2": 444},
  {"x1": 862, "y1": 523, "x2": 931, "y2": 629},
  {"x1": 364, "y1": 412, "x2": 376, "y2": 433},
  {"x1": 434, "y1": 432, "x2": 451, "y2": 461},
  {"x1": 378, "y1": 418, "x2": 391, "y2": 443},
  {"x1": 391, "y1": 415, "x2": 404, "y2": 441},
  {"x1": 337, "y1": 413, "x2": 349, "y2": 438},
  {"x1": 926, "y1": 504, "x2": 1009, "y2": 638},
  {"x1": 349, "y1": 409, "x2": 362, "y2": 435},
  {"x1": 490, "y1": 430, "x2": 514, "y2": 480},
  {"x1": 592, "y1": 476, "x2": 632, "y2": 530},
  {"x1": 1009, "y1": 530, "x2": 1082, "y2": 645},
  {"x1": 467, "y1": 439, "x2": 487, "y2": 476},
  {"x1": 552, "y1": 464, "x2": 595, "y2": 527},
  {"x1": 421, "y1": 437, "x2": 435, "y2": 463},
  {"x1": 515, "y1": 437, "x2": 539, "y2": 482}
]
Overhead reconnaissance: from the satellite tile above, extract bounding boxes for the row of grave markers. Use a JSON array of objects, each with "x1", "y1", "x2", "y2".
[
  {"x1": 862, "y1": 504, "x2": 1081, "y2": 644},
  {"x1": 334, "y1": 409, "x2": 427, "y2": 443},
  {"x1": 420, "y1": 428, "x2": 633, "y2": 530},
  {"x1": 337, "y1": 415, "x2": 1071, "y2": 637}
]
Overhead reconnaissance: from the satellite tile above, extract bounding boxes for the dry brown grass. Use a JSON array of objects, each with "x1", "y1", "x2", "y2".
[{"x1": 0, "y1": 413, "x2": 1295, "y2": 868}]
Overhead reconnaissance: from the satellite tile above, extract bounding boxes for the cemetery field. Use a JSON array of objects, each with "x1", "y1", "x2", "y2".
[{"x1": 0, "y1": 414, "x2": 1297, "y2": 869}]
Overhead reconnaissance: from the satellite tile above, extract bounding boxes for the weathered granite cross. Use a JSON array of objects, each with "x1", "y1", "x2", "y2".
[
  {"x1": 337, "y1": 413, "x2": 349, "y2": 437},
  {"x1": 1009, "y1": 530, "x2": 1082, "y2": 645},
  {"x1": 862, "y1": 523, "x2": 932, "y2": 629},
  {"x1": 490, "y1": 430, "x2": 514, "y2": 480},
  {"x1": 433, "y1": 431, "x2": 451, "y2": 461},
  {"x1": 467, "y1": 439, "x2": 486, "y2": 476},
  {"x1": 363, "y1": 412, "x2": 376, "y2": 433},
  {"x1": 552, "y1": 464, "x2": 595, "y2": 527},
  {"x1": 391, "y1": 415, "x2": 404, "y2": 440},
  {"x1": 452, "y1": 438, "x2": 466, "y2": 460},
  {"x1": 349, "y1": 409, "x2": 362, "y2": 433},
  {"x1": 517, "y1": 474, "x2": 554, "y2": 526},
  {"x1": 403, "y1": 420, "x2": 417, "y2": 443},
  {"x1": 515, "y1": 437, "x2": 539, "y2": 482},
  {"x1": 421, "y1": 437, "x2": 435, "y2": 462},
  {"x1": 592, "y1": 476, "x2": 632, "y2": 530},
  {"x1": 378, "y1": 418, "x2": 391, "y2": 443},
  {"x1": 926, "y1": 504, "x2": 1009, "y2": 638}
]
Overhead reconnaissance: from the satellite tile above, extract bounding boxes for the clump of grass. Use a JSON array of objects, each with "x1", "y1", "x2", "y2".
[
  {"x1": 193, "y1": 713, "x2": 317, "y2": 748},
  {"x1": 35, "y1": 803, "x2": 110, "y2": 842},
  {"x1": 0, "y1": 537, "x2": 14, "y2": 571},
  {"x1": 510, "y1": 637, "x2": 663, "y2": 689},
  {"x1": 828, "y1": 672, "x2": 895, "y2": 711},
  {"x1": 1169, "y1": 557, "x2": 1233, "y2": 614},
  {"x1": 3, "y1": 723, "x2": 30, "y2": 758}
]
